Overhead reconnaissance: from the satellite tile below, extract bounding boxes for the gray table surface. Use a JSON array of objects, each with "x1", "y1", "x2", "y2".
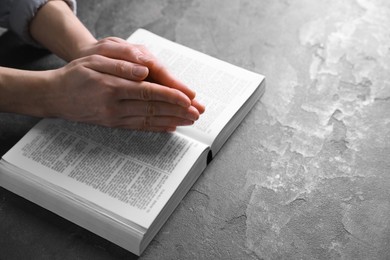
[{"x1": 1, "y1": 0, "x2": 390, "y2": 259}]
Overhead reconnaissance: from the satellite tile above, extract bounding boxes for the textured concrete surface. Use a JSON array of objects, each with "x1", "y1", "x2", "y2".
[{"x1": 1, "y1": 0, "x2": 390, "y2": 259}]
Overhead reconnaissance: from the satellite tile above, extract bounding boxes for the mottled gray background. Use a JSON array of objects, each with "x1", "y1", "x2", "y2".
[{"x1": 1, "y1": 0, "x2": 390, "y2": 259}]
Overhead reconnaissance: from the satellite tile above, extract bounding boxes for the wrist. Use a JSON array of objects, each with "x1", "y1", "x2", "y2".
[
  {"x1": 30, "y1": 0, "x2": 97, "y2": 61},
  {"x1": 0, "y1": 67, "x2": 55, "y2": 117}
]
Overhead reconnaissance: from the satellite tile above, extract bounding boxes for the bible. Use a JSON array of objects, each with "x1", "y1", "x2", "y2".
[{"x1": 0, "y1": 29, "x2": 265, "y2": 255}]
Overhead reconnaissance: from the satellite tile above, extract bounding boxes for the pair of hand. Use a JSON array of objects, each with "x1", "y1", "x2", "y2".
[{"x1": 49, "y1": 37, "x2": 204, "y2": 131}]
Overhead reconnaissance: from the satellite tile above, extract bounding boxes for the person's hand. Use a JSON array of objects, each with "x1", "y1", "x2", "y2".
[
  {"x1": 77, "y1": 37, "x2": 205, "y2": 114},
  {"x1": 46, "y1": 54, "x2": 201, "y2": 131}
]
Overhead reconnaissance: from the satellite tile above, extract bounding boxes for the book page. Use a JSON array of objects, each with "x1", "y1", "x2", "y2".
[
  {"x1": 2, "y1": 119, "x2": 208, "y2": 229},
  {"x1": 128, "y1": 29, "x2": 265, "y2": 148}
]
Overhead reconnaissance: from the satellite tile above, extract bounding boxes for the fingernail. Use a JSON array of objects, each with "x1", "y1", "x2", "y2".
[
  {"x1": 178, "y1": 98, "x2": 191, "y2": 107},
  {"x1": 187, "y1": 107, "x2": 199, "y2": 121},
  {"x1": 180, "y1": 120, "x2": 194, "y2": 126},
  {"x1": 187, "y1": 113, "x2": 199, "y2": 121},
  {"x1": 133, "y1": 65, "x2": 148, "y2": 78}
]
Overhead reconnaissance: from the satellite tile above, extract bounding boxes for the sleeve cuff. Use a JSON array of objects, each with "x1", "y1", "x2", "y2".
[{"x1": 8, "y1": 0, "x2": 77, "y2": 47}]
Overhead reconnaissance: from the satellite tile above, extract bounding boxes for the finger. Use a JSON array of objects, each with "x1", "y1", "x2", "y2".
[
  {"x1": 93, "y1": 40, "x2": 197, "y2": 100},
  {"x1": 92, "y1": 38, "x2": 160, "y2": 73},
  {"x1": 82, "y1": 55, "x2": 149, "y2": 81},
  {"x1": 135, "y1": 45, "x2": 196, "y2": 99},
  {"x1": 86, "y1": 37, "x2": 195, "y2": 99},
  {"x1": 77, "y1": 62, "x2": 192, "y2": 108},
  {"x1": 101, "y1": 36, "x2": 127, "y2": 44},
  {"x1": 91, "y1": 37, "x2": 145, "y2": 62},
  {"x1": 116, "y1": 101, "x2": 200, "y2": 120},
  {"x1": 117, "y1": 81, "x2": 192, "y2": 108},
  {"x1": 191, "y1": 99, "x2": 206, "y2": 114},
  {"x1": 148, "y1": 65, "x2": 196, "y2": 99}
]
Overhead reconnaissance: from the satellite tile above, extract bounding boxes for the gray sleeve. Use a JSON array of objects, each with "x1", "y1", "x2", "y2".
[{"x1": 0, "y1": 0, "x2": 77, "y2": 46}]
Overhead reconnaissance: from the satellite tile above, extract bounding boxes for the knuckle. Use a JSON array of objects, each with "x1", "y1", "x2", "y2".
[
  {"x1": 86, "y1": 54, "x2": 101, "y2": 61},
  {"x1": 84, "y1": 71, "x2": 100, "y2": 85},
  {"x1": 97, "y1": 38, "x2": 119, "y2": 53},
  {"x1": 146, "y1": 102, "x2": 156, "y2": 116},
  {"x1": 68, "y1": 58, "x2": 83, "y2": 67},
  {"x1": 103, "y1": 37, "x2": 116, "y2": 43},
  {"x1": 80, "y1": 54, "x2": 102, "y2": 66},
  {"x1": 106, "y1": 87, "x2": 119, "y2": 99},
  {"x1": 143, "y1": 116, "x2": 152, "y2": 128},
  {"x1": 115, "y1": 60, "x2": 128, "y2": 76},
  {"x1": 134, "y1": 44, "x2": 147, "y2": 52},
  {"x1": 141, "y1": 85, "x2": 152, "y2": 100},
  {"x1": 89, "y1": 75, "x2": 109, "y2": 91},
  {"x1": 128, "y1": 44, "x2": 140, "y2": 53},
  {"x1": 93, "y1": 44, "x2": 106, "y2": 55}
]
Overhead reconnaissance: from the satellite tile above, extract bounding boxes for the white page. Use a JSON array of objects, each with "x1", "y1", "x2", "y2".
[
  {"x1": 128, "y1": 29, "x2": 265, "y2": 147},
  {"x1": 2, "y1": 119, "x2": 208, "y2": 228}
]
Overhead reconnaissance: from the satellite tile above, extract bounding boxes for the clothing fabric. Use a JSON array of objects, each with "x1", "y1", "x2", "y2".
[{"x1": 0, "y1": 0, "x2": 76, "y2": 46}]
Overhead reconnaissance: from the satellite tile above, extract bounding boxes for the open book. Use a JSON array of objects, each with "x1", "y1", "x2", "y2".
[{"x1": 0, "y1": 29, "x2": 265, "y2": 255}]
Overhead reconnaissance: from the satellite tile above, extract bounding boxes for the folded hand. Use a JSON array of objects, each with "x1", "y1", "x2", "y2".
[
  {"x1": 77, "y1": 37, "x2": 205, "y2": 114},
  {"x1": 48, "y1": 54, "x2": 201, "y2": 131}
]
